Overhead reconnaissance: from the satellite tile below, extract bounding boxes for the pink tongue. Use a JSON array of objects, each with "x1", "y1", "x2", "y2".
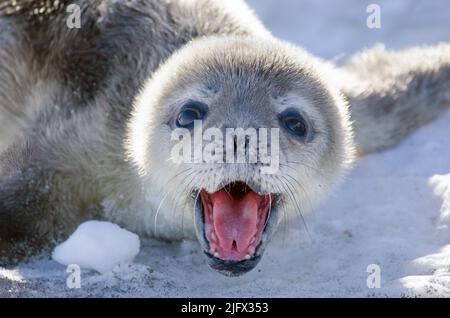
[{"x1": 210, "y1": 190, "x2": 261, "y2": 255}]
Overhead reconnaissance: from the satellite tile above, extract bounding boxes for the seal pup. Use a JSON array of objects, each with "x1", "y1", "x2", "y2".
[{"x1": 0, "y1": 0, "x2": 449, "y2": 276}]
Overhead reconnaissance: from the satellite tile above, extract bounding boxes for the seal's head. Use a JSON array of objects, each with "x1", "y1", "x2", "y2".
[{"x1": 127, "y1": 36, "x2": 354, "y2": 276}]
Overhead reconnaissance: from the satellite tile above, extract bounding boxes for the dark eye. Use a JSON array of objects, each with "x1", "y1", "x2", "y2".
[
  {"x1": 176, "y1": 101, "x2": 207, "y2": 129},
  {"x1": 278, "y1": 108, "x2": 310, "y2": 139}
]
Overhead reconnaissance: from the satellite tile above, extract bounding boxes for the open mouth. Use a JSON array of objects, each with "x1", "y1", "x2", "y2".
[{"x1": 194, "y1": 181, "x2": 279, "y2": 276}]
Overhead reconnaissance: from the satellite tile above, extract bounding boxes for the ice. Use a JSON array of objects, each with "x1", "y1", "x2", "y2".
[{"x1": 52, "y1": 221, "x2": 140, "y2": 274}]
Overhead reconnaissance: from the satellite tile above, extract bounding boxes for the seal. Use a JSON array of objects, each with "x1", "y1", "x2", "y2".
[
  {"x1": 0, "y1": 0, "x2": 449, "y2": 276},
  {"x1": 126, "y1": 36, "x2": 354, "y2": 275}
]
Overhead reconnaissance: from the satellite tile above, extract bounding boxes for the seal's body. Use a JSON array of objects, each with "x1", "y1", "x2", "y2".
[{"x1": 0, "y1": 0, "x2": 449, "y2": 276}]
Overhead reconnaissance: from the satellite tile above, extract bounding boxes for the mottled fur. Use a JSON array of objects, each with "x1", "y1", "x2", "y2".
[{"x1": 0, "y1": 0, "x2": 449, "y2": 267}]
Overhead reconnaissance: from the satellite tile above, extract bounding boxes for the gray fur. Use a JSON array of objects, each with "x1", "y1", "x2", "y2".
[
  {"x1": 0, "y1": 0, "x2": 448, "y2": 268},
  {"x1": 341, "y1": 43, "x2": 450, "y2": 155},
  {"x1": 0, "y1": 0, "x2": 274, "y2": 265}
]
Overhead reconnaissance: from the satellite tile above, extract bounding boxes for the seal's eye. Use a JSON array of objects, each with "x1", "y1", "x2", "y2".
[
  {"x1": 176, "y1": 101, "x2": 207, "y2": 129},
  {"x1": 278, "y1": 108, "x2": 310, "y2": 139}
]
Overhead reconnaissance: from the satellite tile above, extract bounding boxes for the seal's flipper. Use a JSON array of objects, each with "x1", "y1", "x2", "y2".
[{"x1": 341, "y1": 44, "x2": 450, "y2": 155}]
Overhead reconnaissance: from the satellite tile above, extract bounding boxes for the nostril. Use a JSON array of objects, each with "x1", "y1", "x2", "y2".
[
  {"x1": 222, "y1": 128, "x2": 260, "y2": 163},
  {"x1": 233, "y1": 135, "x2": 251, "y2": 155},
  {"x1": 244, "y1": 135, "x2": 250, "y2": 150}
]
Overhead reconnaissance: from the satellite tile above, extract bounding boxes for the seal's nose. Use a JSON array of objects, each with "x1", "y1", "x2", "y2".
[{"x1": 230, "y1": 134, "x2": 253, "y2": 160}]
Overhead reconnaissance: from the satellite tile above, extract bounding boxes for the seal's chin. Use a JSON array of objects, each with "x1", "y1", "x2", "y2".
[{"x1": 194, "y1": 181, "x2": 279, "y2": 276}]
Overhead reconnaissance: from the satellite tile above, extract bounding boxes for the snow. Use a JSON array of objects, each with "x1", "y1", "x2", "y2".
[
  {"x1": 430, "y1": 174, "x2": 450, "y2": 225},
  {"x1": 52, "y1": 221, "x2": 140, "y2": 274},
  {"x1": 1, "y1": 0, "x2": 450, "y2": 297}
]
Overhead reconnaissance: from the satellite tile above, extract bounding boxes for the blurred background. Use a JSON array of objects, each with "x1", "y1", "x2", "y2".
[{"x1": 247, "y1": 0, "x2": 450, "y2": 60}]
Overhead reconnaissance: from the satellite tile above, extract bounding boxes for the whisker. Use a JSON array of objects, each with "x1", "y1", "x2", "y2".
[
  {"x1": 192, "y1": 190, "x2": 201, "y2": 233},
  {"x1": 154, "y1": 192, "x2": 169, "y2": 235},
  {"x1": 281, "y1": 176, "x2": 312, "y2": 240},
  {"x1": 264, "y1": 193, "x2": 272, "y2": 229},
  {"x1": 285, "y1": 161, "x2": 329, "y2": 182},
  {"x1": 180, "y1": 171, "x2": 200, "y2": 233},
  {"x1": 153, "y1": 168, "x2": 193, "y2": 234},
  {"x1": 269, "y1": 175, "x2": 289, "y2": 247},
  {"x1": 283, "y1": 173, "x2": 314, "y2": 212}
]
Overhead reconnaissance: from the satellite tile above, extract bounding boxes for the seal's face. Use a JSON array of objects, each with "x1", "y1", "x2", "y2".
[{"x1": 128, "y1": 37, "x2": 354, "y2": 276}]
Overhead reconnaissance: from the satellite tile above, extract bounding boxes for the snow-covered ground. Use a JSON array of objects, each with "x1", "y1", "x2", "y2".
[{"x1": 1, "y1": 0, "x2": 450, "y2": 297}]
